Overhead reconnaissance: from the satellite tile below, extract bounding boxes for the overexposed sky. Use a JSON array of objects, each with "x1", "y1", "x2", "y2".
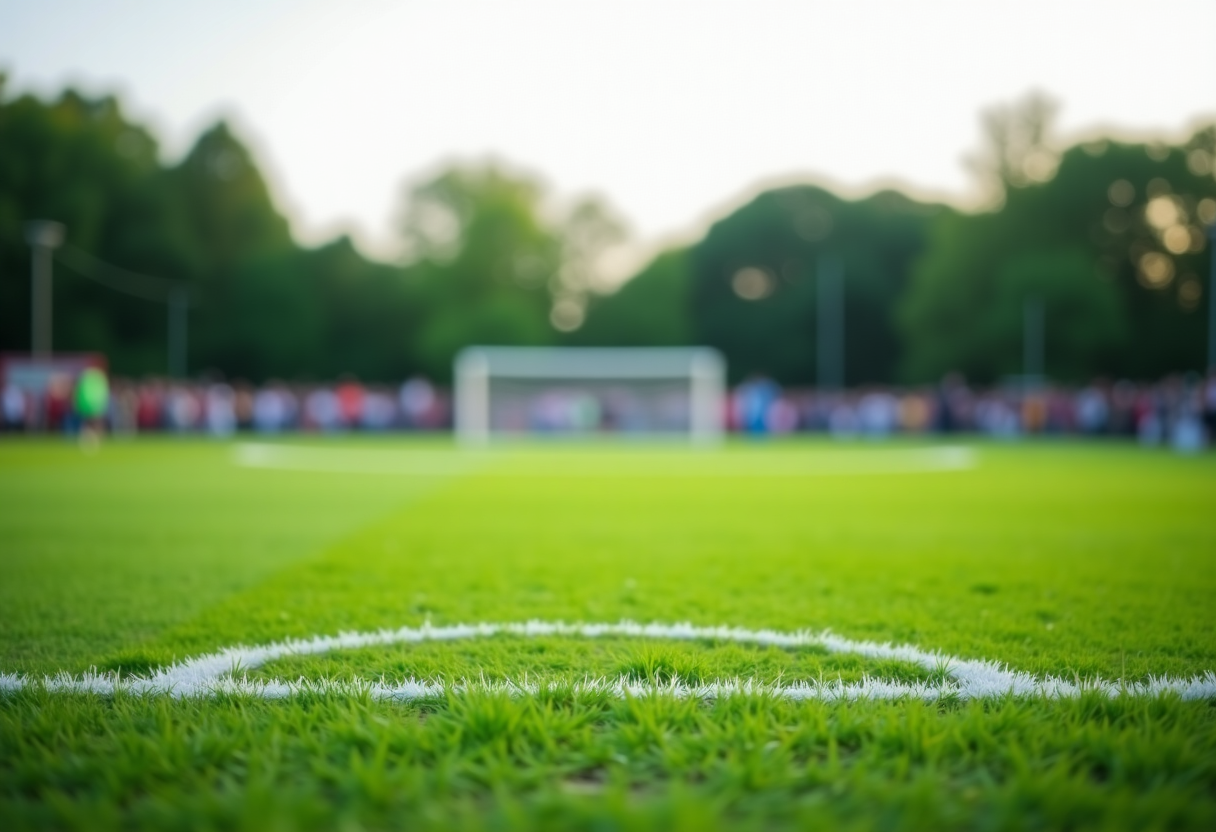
[{"x1": 3, "y1": 0, "x2": 1214, "y2": 269}]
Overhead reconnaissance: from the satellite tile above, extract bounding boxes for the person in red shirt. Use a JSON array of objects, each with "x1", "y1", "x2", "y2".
[{"x1": 335, "y1": 375, "x2": 365, "y2": 430}]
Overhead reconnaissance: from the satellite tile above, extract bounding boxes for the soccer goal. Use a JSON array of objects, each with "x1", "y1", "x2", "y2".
[{"x1": 454, "y1": 346, "x2": 725, "y2": 444}]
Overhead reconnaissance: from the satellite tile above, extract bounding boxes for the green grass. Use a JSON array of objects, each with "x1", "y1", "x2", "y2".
[{"x1": 1, "y1": 437, "x2": 1215, "y2": 830}]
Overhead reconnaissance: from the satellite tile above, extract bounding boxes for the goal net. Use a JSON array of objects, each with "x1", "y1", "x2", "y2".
[{"x1": 454, "y1": 346, "x2": 725, "y2": 444}]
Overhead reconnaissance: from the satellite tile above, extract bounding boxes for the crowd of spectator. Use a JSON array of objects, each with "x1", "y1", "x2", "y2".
[
  {"x1": 731, "y1": 372, "x2": 1216, "y2": 451},
  {"x1": 4, "y1": 371, "x2": 1216, "y2": 450},
  {"x1": 1, "y1": 375, "x2": 448, "y2": 435}
]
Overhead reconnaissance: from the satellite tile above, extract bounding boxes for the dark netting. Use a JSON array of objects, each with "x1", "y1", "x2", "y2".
[{"x1": 487, "y1": 377, "x2": 692, "y2": 434}]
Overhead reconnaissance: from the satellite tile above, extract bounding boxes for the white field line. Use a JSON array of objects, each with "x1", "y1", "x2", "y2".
[
  {"x1": 233, "y1": 443, "x2": 486, "y2": 476},
  {"x1": 233, "y1": 444, "x2": 977, "y2": 477},
  {"x1": 2, "y1": 620, "x2": 1213, "y2": 702}
]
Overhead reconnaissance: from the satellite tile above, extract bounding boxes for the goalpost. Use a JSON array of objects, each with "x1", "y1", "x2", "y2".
[{"x1": 454, "y1": 346, "x2": 725, "y2": 445}]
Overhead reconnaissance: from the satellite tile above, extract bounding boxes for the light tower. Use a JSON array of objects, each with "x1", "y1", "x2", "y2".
[
  {"x1": 1208, "y1": 223, "x2": 1216, "y2": 372},
  {"x1": 25, "y1": 221, "x2": 66, "y2": 359}
]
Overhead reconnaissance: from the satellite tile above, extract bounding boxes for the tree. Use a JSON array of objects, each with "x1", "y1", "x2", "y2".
[
  {"x1": 0, "y1": 82, "x2": 210, "y2": 372},
  {"x1": 900, "y1": 124, "x2": 1216, "y2": 382},
  {"x1": 688, "y1": 186, "x2": 944, "y2": 384},
  {"x1": 166, "y1": 122, "x2": 296, "y2": 373},
  {"x1": 968, "y1": 90, "x2": 1061, "y2": 200},
  {"x1": 571, "y1": 248, "x2": 694, "y2": 346},
  {"x1": 0, "y1": 82, "x2": 426, "y2": 381},
  {"x1": 551, "y1": 196, "x2": 629, "y2": 332},
  {"x1": 400, "y1": 163, "x2": 560, "y2": 379},
  {"x1": 220, "y1": 237, "x2": 418, "y2": 381}
]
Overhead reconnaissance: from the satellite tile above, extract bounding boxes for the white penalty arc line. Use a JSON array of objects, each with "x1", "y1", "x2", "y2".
[
  {"x1": 232, "y1": 444, "x2": 977, "y2": 477},
  {"x1": 2, "y1": 621, "x2": 1214, "y2": 702}
]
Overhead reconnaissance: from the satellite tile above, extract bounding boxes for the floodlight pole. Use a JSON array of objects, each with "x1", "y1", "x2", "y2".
[
  {"x1": 816, "y1": 254, "x2": 844, "y2": 390},
  {"x1": 1207, "y1": 224, "x2": 1216, "y2": 372},
  {"x1": 1024, "y1": 296, "x2": 1044, "y2": 388},
  {"x1": 25, "y1": 221, "x2": 66, "y2": 359}
]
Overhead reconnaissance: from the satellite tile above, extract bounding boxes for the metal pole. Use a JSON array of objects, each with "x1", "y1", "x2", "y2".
[
  {"x1": 1207, "y1": 225, "x2": 1216, "y2": 371},
  {"x1": 817, "y1": 254, "x2": 844, "y2": 390},
  {"x1": 168, "y1": 288, "x2": 188, "y2": 378},
  {"x1": 25, "y1": 221, "x2": 65, "y2": 358},
  {"x1": 1024, "y1": 296, "x2": 1044, "y2": 386}
]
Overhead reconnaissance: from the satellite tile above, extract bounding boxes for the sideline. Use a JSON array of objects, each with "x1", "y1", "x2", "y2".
[{"x1": 3, "y1": 620, "x2": 1213, "y2": 702}]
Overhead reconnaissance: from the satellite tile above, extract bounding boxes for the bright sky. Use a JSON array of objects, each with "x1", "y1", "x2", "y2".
[{"x1": 3, "y1": 0, "x2": 1214, "y2": 271}]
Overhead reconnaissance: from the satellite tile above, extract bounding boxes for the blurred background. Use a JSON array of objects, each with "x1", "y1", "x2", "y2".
[{"x1": 1, "y1": 0, "x2": 1215, "y2": 441}]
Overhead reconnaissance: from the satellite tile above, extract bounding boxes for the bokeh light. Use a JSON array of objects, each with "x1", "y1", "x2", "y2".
[
  {"x1": 1198, "y1": 198, "x2": 1216, "y2": 225},
  {"x1": 1107, "y1": 179, "x2": 1135, "y2": 207},
  {"x1": 1136, "y1": 251, "x2": 1175, "y2": 288},
  {"x1": 731, "y1": 267, "x2": 775, "y2": 301},
  {"x1": 1162, "y1": 225, "x2": 1191, "y2": 254},
  {"x1": 1145, "y1": 196, "x2": 1181, "y2": 229},
  {"x1": 549, "y1": 299, "x2": 585, "y2": 332}
]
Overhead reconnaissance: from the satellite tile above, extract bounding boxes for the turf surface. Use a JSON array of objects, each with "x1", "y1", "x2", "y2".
[{"x1": 1, "y1": 437, "x2": 1214, "y2": 830}]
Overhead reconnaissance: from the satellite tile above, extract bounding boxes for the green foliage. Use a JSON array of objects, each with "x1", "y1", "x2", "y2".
[
  {"x1": 559, "y1": 199, "x2": 628, "y2": 291},
  {"x1": 215, "y1": 237, "x2": 419, "y2": 380},
  {"x1": 0, "y1": 84, "x2": 192, "y2": 373},
  {"x1": 401, "y1": 164, "x2": 563, "y2": 379},
  {"x1": 0, "y1": 87, "x2": 586, "y2": 382},
  {"x1": 591, "y1": 101, "x2": 1216, "y2": 384},
  {"x1": 572, "y1": 249, "x2": 694, "y2": 346},
  {"x1": 1, "y1": 439, "x2": 1216, "y2": 829},
  {"x1": 0, "y1": 86, "x2": 421, "y2": 380},
  {"x1": 968, "y1": 90, "x2": 1060, "y2": 193},
  {"x1": 4, "y1": 79, "x2": 1214, "y2": 384},
  {"x1": 900, "y1": 132, "x2": 1216, "y2": 383},
  {"x1": 167, "y1": 121, "x2": 292, "y2": 274},
  {"x1": 687, "y1": 187, "x2": 943, "y2": 384}
]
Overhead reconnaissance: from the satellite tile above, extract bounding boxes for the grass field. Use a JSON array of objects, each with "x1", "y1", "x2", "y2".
[{"x1": 1, "y1": 437, "x2": 1215, "y2": 830}]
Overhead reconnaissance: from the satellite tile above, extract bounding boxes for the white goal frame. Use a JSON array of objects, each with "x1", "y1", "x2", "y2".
[{"x1": 454, "y1": 346, "x2": 725, "y2": 445}]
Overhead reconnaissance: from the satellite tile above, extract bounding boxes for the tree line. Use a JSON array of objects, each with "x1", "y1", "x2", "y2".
[{"x1": 2, "y1": 80, "x2": 1213, "y2": 384}]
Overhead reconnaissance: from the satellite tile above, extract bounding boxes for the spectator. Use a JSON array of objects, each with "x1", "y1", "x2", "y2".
[
  {"x1": 253, "y1": 384, "x2": 290, "y2": 433},
  {"x1": 735, "y1": 375, "x2": 780, "y2": 436},
  {"x1": 336, "y1": 375, "x2": 365, "y2": 429},
  {"x1": 4, "y1": 370, "x2": 1212, "y2": 454},
  {"x1": 858, "y1": 390, "x2": 899, "y2": 438},
  {"x1": 2, "y1": 382, "x2": 25, "y2": 431},
  {"x1": 1075, "y1": 382, "x2": 1109, "y2": 435},
  {"x1": 204, "y1": 383, "x2": 237, "y2": 437},
  {"x1": 305, "y1": 386, "x2": 341, "y2": 432},
  {"x1": 360, "y1": 386, "x2": 398, "y2": 431},
  {"x1": 399, "y1": 376, "x2": 437, "y2": 429}
]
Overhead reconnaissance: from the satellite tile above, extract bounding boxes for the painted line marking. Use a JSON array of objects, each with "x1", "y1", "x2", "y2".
[
  {"x1": 233, "y1": 443, "x2": 487, "y2": 476},
  {"x1": 233, "y1": 444, "x2": 977, "y2": 477},
  {"x1": 3, "y1": 620, "x2": 1213, "y2": 702}
]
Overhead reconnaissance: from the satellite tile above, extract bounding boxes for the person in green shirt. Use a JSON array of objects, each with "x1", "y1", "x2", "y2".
[{"x1": 74, "y1": 367, "x2": 109, "y2": 450}]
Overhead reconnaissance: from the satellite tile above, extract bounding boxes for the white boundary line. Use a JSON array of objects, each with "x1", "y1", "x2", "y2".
[
  {"x1": 3, "y1": 620, "x2": 1214, "y2": 702},
  {"x1": 233, "y1": 443, "x2": 486, "y2": 476},
  {"x1": 233, "y1": 444, "x2": 977, "y2": 477}
]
